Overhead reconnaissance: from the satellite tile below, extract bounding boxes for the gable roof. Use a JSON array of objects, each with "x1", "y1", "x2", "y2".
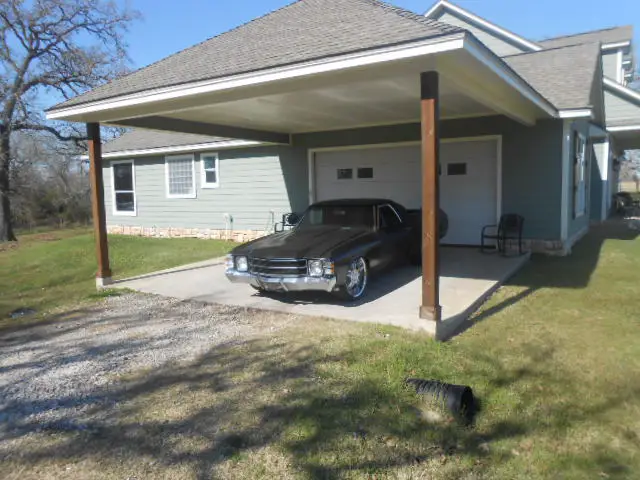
[
  {"x1": 504, "y1": 43, "x2": 601, "y2": 110},
  {"x1": 537, "y1": 26, "x2": 633, "y2": 50},
  {"x1": 50, "y1": 0, "x2": 463, "y2": 111},
  {"x1": 424, "y1": 0, "x2": 541, "y2": 52},
  {"x1": 102, "y1": 129, "x2": 257, "y2": 157}
]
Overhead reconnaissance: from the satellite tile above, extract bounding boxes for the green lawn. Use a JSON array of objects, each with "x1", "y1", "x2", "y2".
[
  {"x1": 2, "y1": 221, "x2": 640, "y2": 479},
  {"x1": 0, "y1": 229, "x2": 235, "y2": 319}
]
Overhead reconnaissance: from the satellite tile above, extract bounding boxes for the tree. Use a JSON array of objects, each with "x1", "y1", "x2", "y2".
[{"x1": 0, "y1": 0, "x2": 139, "y2": 242}]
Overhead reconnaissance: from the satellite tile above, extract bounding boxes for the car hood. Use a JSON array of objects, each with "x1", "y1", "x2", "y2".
[{"x1": 232, "y1": 225, "x2": 374, "y2": 259}]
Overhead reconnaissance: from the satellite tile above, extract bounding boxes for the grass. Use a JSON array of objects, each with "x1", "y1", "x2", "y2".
[
  {"x1": 2, "y1": 221, "x2": 640, "y2": 478},
  {"x1": 0, "y1": 228, "x2": 236, "y2": 319}
]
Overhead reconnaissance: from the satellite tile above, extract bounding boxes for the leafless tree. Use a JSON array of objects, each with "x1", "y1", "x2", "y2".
[{"x1": 0, "y1": 0, "x2": 139, "y2": 241}]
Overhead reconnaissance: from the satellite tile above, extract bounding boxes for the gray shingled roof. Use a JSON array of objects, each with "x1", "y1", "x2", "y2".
[
  {"x1": 103, "y1": 130, "x2": 227, "y2": 154},
  {"x1": 504, "y1": 43, "x2": 601, "y2": 110},
  {"x1": 537, "y1": 25, "x2": 633, "y2": 49},
  {"x1": 51, "y1": 0, "x2": 463, "y2": 111}
]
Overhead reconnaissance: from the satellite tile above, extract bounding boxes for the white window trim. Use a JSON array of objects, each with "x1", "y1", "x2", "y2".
[
  {"x1": 111, "y1": 159, "x2": 137, "y2": 217},
  {"x1": 200, "y1": 152, "x2": 220, "y2": 189},
  {"x1": 165, "y1": 153, "x2": 197, "y2": 199},
  {"x1": 574, "y1": 133, "x2": 587, "y2": 219}
]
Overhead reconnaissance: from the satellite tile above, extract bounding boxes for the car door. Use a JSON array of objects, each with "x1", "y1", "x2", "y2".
[{"x1": 377, "y1": 204, "x2": 410, "y2": 270}]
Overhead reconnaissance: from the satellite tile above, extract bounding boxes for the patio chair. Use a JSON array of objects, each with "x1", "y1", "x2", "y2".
[{"x1": 481, "y1": 214, "x2": 525, "y2": 256}]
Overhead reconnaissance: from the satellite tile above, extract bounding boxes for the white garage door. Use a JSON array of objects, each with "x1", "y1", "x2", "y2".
[{"x1": 314, "y1": 139, "x2": 498, "y2": 245}]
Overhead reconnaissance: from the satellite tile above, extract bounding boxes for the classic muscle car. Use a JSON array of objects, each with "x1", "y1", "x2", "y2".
[{"x1": 225, "y1": 199, "x2": 448, "y2": 300}]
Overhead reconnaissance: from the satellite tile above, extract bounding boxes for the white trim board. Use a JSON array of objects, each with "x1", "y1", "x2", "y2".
[
  {"x1": 560, "y1": 120, "x2": 571, "y2": 241},
  {"x1": 47, "y1": 33, "x2": 558, "y2": 124},
  {"x1": 603, "y1": 77, "x2": 640, "y2": 104},
  {"x1": 601, "y1": 41, "x2": 631, "y2": 51},
  {"x1": 111, "y1": 159, "x2": 137, "y2": 217},
  {"x1": 558, "y1": 109, "x2": 593, "y2": 119},
  {"x1": 307, "y1": 135, "x2": 503, "y2": 221},
  {"x1": 47, "y1": 36, "x2": 466, "y2": 120},
  {"x1": 424, "y1": 0, "x2": 542, "y2": 52},
  {"x1": 608, "y1": 125, "x2": 640, "y2": 132}
]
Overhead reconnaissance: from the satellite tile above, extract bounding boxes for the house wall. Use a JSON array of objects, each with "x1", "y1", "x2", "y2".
[
  {"x1": 565, "y1": 119, "x2": 592, "y2": 241},
  {"x1": 602, "y1": 51, "x2": 620, "y2": 81},
  {"x1": 434, "y1": 12, "x2": 527, "y2": 56},
  {"x1": 103, "y1": 146, "x2": 308, "y2": 241},
  {"x1": 605, "y1": 90, "x2": 640, "y2": 125},
  {"x1": 294, "y1": 116, "x2": 564, "y2": 241},
  {"x1": 590, "y1": 140, "x2": 609, "y2": 222},
  {"x1": 104, "y1": 116, "x2": 565, "y2": 251}
]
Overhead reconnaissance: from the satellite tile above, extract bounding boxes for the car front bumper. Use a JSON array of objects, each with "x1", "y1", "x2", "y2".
[{"x1": 226, "y1": 269, "x2": 337, "y2": 292}]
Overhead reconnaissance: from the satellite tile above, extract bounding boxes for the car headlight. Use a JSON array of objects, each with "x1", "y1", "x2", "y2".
[
  {"x1": 308, "y1": 260, "x2": 323, "y2": 277},
  {"x1": 235, "y1": 256, "x2": 248, "y2": 272},
  {"x1": 225, "y1": 254, "x2": 234, "y2": 269}
]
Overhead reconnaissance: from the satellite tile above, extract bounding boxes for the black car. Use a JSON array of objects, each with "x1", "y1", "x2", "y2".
[{"x1": 225, "y1": 199, "x2": 448, "y2": 300}]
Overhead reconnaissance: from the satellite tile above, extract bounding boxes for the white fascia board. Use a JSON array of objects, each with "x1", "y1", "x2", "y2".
[
  {"x1": 603, "y1": 77, "x2": 640, "y2": 104},
  {"x1": 558, "y1": 109, "x2": 593, "y2": 119},
  {"x1": 463, "y1": 36, "x2": 557, "y2": 117},
  {"x1": 608, "y1": 125, "x2": 640, "y2": 132},
  {"x1": 601, "y1": 41, "x2": 631, "y2": 51},
  {"x1": 47, "y1": 35, "x2": 465, "y2": 120},
  {"x1": 424, "y1": 0, "x2": 542, "y2": 52},
  {"x1": 82, "y1": 139, "x2": 261, "y2": 160}
]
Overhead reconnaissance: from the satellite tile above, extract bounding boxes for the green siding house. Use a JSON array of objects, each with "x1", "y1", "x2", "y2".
[{"x1": 52, "y1": 0, "x2": 640, "y2": 254}]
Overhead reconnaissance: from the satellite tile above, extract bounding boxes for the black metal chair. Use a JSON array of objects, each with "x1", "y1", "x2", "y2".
[{"x1": 481, "y1": 214, "x2": 525, "y2": 256}]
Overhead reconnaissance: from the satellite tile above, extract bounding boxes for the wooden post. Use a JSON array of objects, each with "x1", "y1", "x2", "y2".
[
  {"x1": 87, "y1": 123, "x2": 112, "y2": 287},
  {"x1": 419, "y1": 72, "x2": 441, "y2": 321}
]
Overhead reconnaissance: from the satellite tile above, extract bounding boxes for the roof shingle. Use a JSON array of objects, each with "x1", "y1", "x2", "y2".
[
  {"x1": 504, "y1": 42, "x2": 601, "y2": 110},
  {"x1": 51, "y1": 0, "x2": 463, "y2": 111},
  {"x1": 103, "y1": 130, "x2": 226, "y2": 154},
  {"x1": 537, "y1": 25, "x2": 632, "y2": 49}
]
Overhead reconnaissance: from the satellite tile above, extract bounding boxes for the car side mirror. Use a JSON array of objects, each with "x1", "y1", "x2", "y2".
[{"x1": 285, "y1": 213, "x2": 300, "y2": 225}]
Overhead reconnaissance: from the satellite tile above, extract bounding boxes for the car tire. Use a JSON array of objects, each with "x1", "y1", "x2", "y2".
[
  {"x1": 250, "y1": 285, "x2": 265, "y2": 293},
  {"x1": 336, "y1": 257, "x2": 368, "y2": 301}
]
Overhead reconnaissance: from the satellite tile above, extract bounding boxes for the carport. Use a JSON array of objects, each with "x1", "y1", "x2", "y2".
[{"x1": 46, "y1": 0, "x2": 558, "y2": 332}]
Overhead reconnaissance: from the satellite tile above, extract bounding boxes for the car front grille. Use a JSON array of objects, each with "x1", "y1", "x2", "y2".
[{"x1": 249, "y1": 258, "x2": 308, "y2": 277}]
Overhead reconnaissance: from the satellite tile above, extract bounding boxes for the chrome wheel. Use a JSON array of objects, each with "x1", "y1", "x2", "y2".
[{"x1": 344, "y1": 257, "x2": 368, "y2": 299}]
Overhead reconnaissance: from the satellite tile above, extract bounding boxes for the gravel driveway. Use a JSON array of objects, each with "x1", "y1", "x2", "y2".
[{"x1": 0, "y1": 293, "x2": 290, "y2": 438}]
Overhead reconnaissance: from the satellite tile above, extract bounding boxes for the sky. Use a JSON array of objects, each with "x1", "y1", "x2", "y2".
[{"x1": 117, "y1": 0, "x2": 640, "y2": 70}]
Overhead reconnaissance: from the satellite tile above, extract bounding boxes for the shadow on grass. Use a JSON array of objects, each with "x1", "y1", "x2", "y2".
[{"x1": 1, "y1": 332, "x2": 636, "y2": 479}]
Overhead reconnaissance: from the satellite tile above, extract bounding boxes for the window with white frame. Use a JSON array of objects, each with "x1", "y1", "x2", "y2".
[
  {"x1": 201, "y1": 152, "x2": 219, "y2": 188},
  {"x1": 111, "y1": 160, "x2": 136, "y2": 216},
  {"x1": 573, "y1": 133, "x2": 587, "y2": 218},
  {"x1": 165, "y1": 154, "x2": 196, "y2": 198}
]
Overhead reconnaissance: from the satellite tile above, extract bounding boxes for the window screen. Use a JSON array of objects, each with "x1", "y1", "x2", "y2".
[
  {"x1": 112, "y1": 162, "x2": 135, "y2": 214},
  {"x1": 202, "y1": 153, "x2": 218, "y2": 187},
  {"x1": 166, "y1": 156, "x2": 195, "y2": 198},
  {"x1": 337, "y1": 168, "x2": 353, "y2": 180},
  {"x1": 447, "y1": 163, "x2": 467, "y2": 176},
  {"x1": 357, "y1": 167, "x2": 373, "y2": 179}
]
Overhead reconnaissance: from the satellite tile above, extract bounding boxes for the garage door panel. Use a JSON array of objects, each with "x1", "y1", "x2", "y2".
[{"x1": 314, "y1": 140, "x2": 498, "y2": 245}]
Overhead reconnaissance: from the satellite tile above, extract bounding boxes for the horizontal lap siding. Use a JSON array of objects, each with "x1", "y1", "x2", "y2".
[
  {"x1": 602, "y1": 52, "x2": 619, "y2": 81},
  {"x1": 436, "y1": 12, "x2": 527, "y2": 56},
  {"x1": 103, "y1": 146, "x2": 306, "y2": 231},
  {"x1": 605, "y1": 90, "x2": 640, "y2": 125}
]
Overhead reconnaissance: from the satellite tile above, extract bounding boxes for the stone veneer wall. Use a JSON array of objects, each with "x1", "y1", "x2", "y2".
[
  {"x1": 109, "y1": 224, "x2": 574, "y2": 255},
  {"x1": 107, "y1": 225, "x2": 267, "y2": 244}
]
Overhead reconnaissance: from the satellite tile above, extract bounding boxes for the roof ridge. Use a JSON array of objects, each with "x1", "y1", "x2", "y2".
[
  {"x1": 502, "y1": 41, "x2": 599, "y2": 58},
  {"x1": 355, "y1": 0, "x2": 463, "y2": 34},
  {"x1": 538, "y1": 25, "x2": 632, "y2": 43}
]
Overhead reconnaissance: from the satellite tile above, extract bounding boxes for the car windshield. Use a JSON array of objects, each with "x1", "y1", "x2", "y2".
[{"x1": 298, "y1": 205, "x2": 374, "y2": 229}]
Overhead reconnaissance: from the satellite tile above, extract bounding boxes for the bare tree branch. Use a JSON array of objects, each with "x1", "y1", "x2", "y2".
[{"x1": 0, "y1": 0, "x2": 140, "y2": 241}]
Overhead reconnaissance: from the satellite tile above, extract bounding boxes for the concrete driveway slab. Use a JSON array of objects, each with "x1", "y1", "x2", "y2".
[{"x1": 115, "y1": 248, "x2": 529, "y2": 337}]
